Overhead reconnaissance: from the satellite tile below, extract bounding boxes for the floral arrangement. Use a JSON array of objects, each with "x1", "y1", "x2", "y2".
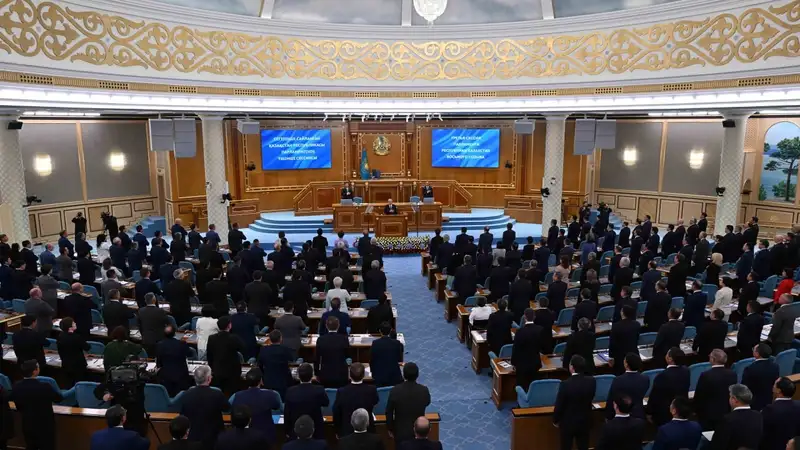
[{"x1": 352, "y1": 236, "x2": 431, "y2": 254}]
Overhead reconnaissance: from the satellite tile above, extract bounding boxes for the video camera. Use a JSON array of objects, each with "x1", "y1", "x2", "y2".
[{"x1": 107, "y1": 362, "x2": 151, "y2": 406}]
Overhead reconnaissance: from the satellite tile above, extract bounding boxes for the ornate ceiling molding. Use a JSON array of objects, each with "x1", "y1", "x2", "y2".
[{"x1": 0, "y1": 0, "x2": 798, "y2": 87}]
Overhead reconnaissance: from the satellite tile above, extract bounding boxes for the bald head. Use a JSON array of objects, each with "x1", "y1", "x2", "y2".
[
  {"x1": 413, "y1": 416, "x2": 431, "y2": 439},
  {"x1": 71, "y1": 283, "x2": 82, "y2": 293}
]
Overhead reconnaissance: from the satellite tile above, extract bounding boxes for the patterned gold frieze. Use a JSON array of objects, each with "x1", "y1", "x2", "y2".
[{"x1": 0, "y1": 0, "x2": 799, "y2": 82}]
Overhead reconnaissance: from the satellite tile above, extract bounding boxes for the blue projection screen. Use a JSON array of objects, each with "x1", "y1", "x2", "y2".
[
  {"x1": 260, "y1": 129, "x2": 332, "y2": 170},
  {"x1": 431, "y1": 128, "x2": 500, "y2": 168}
]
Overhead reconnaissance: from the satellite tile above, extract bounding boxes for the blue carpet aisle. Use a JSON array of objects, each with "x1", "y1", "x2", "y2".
[{"x1": 383, "y1": 255, "x2": 511, "y2": 450}]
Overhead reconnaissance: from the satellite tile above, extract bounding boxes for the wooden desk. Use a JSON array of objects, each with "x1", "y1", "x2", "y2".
[
  {"x1": 332, "y1": 202, "x2": 443, "y2": 233},
  {"x1": 445, "y1": 287, "x2": 490, "y2": 325},
  {"x1": 375, "y1": 214, "x2": 408, "y2": 237},
  {"x1": 456, "y1": 303, "x2": 497, "y2": 344},
  {"x1": 421, "y1": 252, "x2": 431, "y2": 276},
  {"x1": 427, "y1": 263, "x2": 440, "y2": 289},
  {"x1": 435, "y1": 273, "x2": 448, "y2": 303},
  {"x1": 269, "y1": 307, "x2": 398, "y2": 334}
]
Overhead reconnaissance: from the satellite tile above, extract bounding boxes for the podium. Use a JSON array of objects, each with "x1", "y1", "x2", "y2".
[
  {"x1": 332, "y1": 202, "x2": 442, "y2": 233},
  {"x1": 375, "y1": 214, "x2": 408, "y2": 237}
]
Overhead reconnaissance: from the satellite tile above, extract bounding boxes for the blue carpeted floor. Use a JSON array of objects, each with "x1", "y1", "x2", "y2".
[{"x1": 384, "y1": 255, "x2": 510, "y2": 450}]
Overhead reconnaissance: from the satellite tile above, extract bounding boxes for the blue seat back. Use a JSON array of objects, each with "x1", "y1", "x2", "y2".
[
  {"x1": 323, "y1": 388, "x2": 337, "y2": 415},
  {"x1": 525, "y1": 379, "x2": 561, "y2": 407},
  {"x1": 570, "y1": 268, "x2": 583, "y2": 283},
  {"x1": 637, "y1": 301, "x2": 648, "y2": 317},
  {"x1": 593, "y1": 375, "x2": 615, "y2": 402},
  {"x1": 666, "y1": 253, "x2": 677, "y2": 264},
  {"x1": 191, "y1": 316, "x2": 200, "y2": 330},
  {"x1": 671, "y1": 297, "x2": 684, "y2": 309},
  {"x1": 683, "y1": 326, "x2": 697, "y2": 340},
  {"x1": 75, "y1": 382, "x2": 107, "y2": 408},
  {"x1": 556, "y1": 308, "x2": 574, "y2": 327},
  {"x1": 12, "y1": 299, "x2": 25, "y2": 313},
  {"x1": 465, "y1": 296, "x2": 485, "y2": 307},
  {"x1": 598, "y1": 283, "x2": 612, "y2": 295},
  {"x1": 353, "y1": 197, "x2": 363, "y2": 205},
  {"x1": 166, "y1": 315, "x2": 178, "y2": 330},
  {"x1": 599, "y1": 265, "x2": 609, "y2": 279},
  {"x1": 566, "y1": 288, "x2": 580, "y2": 299},
  {"x1": 545, "y1": 271, "x2": 554, "y2": 284},
  {"x1": 0, "y1": 374, "x2": 10, "y2": 391},
  {"x1": 410, "y1": 196, "x2": 421, "y2": 203},
  {"x1": 596, "y1": 305, "x2": 614, "y2": 322},
  {"x1": 638, "y1": 332, "x2": 657, "y2": 346},
  {"x1": 360, "y1": 300, "x2": 378, "y2": 309},
  {"x1": 86, "y1": 340, "x2": 105, "y2": 355},
  {"x1": 497, "y1": 344, "x2": 513, "y2": 358},
  {"x1": 642, "y1": 369, "x2": 663, "y2": 396},
  {"x1": 631, "y1": 281, "x2": 642, "y2": 290},
  {"x1": 548, "y1": 254, "x2": 557, "y2": 267},
  {"x1": 375, "y1": 386, "x2": 392, "y2": 415},
  {"x1": 131, "y1": 270, "x2": 141, "y2": 282},
  {"x1": 595, "y1": 336, "x2": 610, "y2": 350},
  {"x1": 689, "y1": 362, "x2": 712, "y2": 391},
  {"x1": 45, "y1": 337, "x2": 58, "y2": 350},
  {"x1": 535, "y1": 292, "x2": 548, "y2": 305},
  {"x1": 762, "y1": 275, "x2": 779, "y2": 296},
  {"x1": 776, "y1": 349, "x2": 797, "y2": 377},
  {"x1": 733, "y1": 357, "x2": 755, "y2": 382},
  {"x1": 58, "y1": 281, "x2": 71, "y2": 291},
  {"x1": 702, "y1": 285, "x2": 718, "y2": 304},
  {"x1": 91, "y1": 309, "x2": 103, "y2": 324},
  {"x1": 144, "y1": 383, "x2": 177, "y2": 413},
  {"x1": 553, "y1": 342, "x2": 566, "y2": 356}
]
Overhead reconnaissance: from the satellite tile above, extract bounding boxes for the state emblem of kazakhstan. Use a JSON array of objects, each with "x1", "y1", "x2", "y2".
[{"x1": 372, "y1": 135, "x2": 391, "y2": 156}]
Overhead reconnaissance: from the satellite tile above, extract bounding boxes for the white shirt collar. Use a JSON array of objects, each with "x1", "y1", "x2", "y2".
[
  {"x1": 733, "y1": 406, "x2": 751, "y2": 411},
  {"x1": 351, "y1": 381, "x2": 363, "y2": 385},
  {"x1": 354, "y1": 430, "x2": 367, "y2": 434},
  {"x1": 625, "y1": 370, "x2": 637, "y2": 373},
  {"x1": 775, "y1": 397, "x2": 792, "y2": 401},
  {"x1": 711, "y1": 365, "x2": 725, "y2": 368},
  {"x1": 615, "y1": 414, "x2": 630, "y2": 418},
  {"x1": 666, "y1": 365, "x2": 678, "y2": 368},
  {"x1": 672, "y1": 418, "x2": 688, "y2": 421}
]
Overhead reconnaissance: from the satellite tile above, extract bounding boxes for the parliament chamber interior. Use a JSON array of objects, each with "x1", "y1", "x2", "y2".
[{"x1": 2, "y1": 0, "x2": 800, "y2": 449}]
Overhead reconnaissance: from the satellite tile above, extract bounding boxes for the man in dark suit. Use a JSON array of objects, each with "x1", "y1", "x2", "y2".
[
  {"x1": 383, "y1": 199, "x2": 398, "y2": 215},
  {"x1": 338, "y1": 408, "x2": 384, "y2": 450},
  {"x1": 613, "y1": 286, "x2": 637, "y2": 324},
  {"x1": 155, "y1": 326, "x2": 191, "y2": 397},
  {"x1": 553, "y1": 355, "x2": 596, "y2": 450},
  {"x1": 508, "y1": 272, "x2": 534, "y2": 322},
  {"x1": 244, "y1": 271, "x2": 274, "y2": 327},
  {"x1": 202, "y1": 270, "x2": 231, "y2": 319},
  {"x1": 134, "y1": 268, "x2": 162, "y2": 308},
  {"x1": 63, "y1": 282, "x2": 95, "y2": 338},
  {"x1": 737, "y1": 242, "x2": 754, "y2": 283},
  {"x1": 693, "y1": 309, "x2": 728, "y2": 359},
  {"x1": 737, "y1": 300, "x2": 764, "y2": 358},
  {"x1": 605, "y1": 353, "x2": 649, "y2": 420},
  {"x1": 103, "y1": 290, "x2": 135, "y2": 336},
  {"x1": 609, "y1": 305, "x2": 640, "y2": 374},
  {"x1": 571, "y1": 290, "x2": 597, "y2": 331},
  {"x1": 157, "y1": 415, "x2": 202, "y2": 450},
  {"x1": 20, "y1": 240, "x2": 39, "y2": 277},
  {"x1": 753, "y1": 239, "x2": 772, "y2": 280},
  {"x1": 487, "y1": 299, "x2": 515, "y2": 356},
  {"x1": 711, "y1": 383, "x2": 763, "y2": 450},
  {"x1": 770, "y1": 235, "x2": 789, "y2": 276},
  {"x1": 769, "y1": 293, "x2": 800, "y2": 353},
  {"x1": 489, "y1": 259, "x2": 512, "y2": 302},
  {"x1": 644, "y1": 281, "x2": 671, "y2": 332},
  {"x1": 206, "y1": 316, "x2": 245, "y2": 396},
  {"x1": 601, "y1": 224, "x2": 617, "y2": 253},
  {"x1": 651, "y1": 397, "x2": 702, "y2": 450},
  {"x1": 563, "y1": 317, "x2": 596, "y2": 373},
  {"x1": 228, "y1": 370, "x2": 281, "y2": 447},
  {"x1": 693, "y1": 349, "x2": 737, "y2": 431},
  {"x1": 386, "y1": 363, "x2": 431, "y2": 448},
  {"x1": 743, "y1": 343, "x2": 780, "y2": 411},
  {"x1": 454, "y1": 227, "x2": 470, "y2": 253},
  {"x1": 90, "y1": 405, "x2": 150, "y2": 450},
  {"x1": 283, "y1": 416, "x2": 328, "y2": 450},
  {"x1": 370, "y1": 323, "x2": 404, "y2": 387},
  {"x1": 566, "y1": 216, "x2": 580, "y2": 244},
  {"x1": 56, "y1": 317, "x2": 89, "y2": 387},
  {"x1": 333, "y1": 363, "x2": 379, "y2": 437},
  {"x1": 434, "y1": 235, "x2": 454, "y2": 275},
  {"x1": 284, "y1": 363, "x2": 330, "y2": 440},
  {"x1": 641, "y1": 260, "x2": 662, "y2": 303},
  {"x1": 180, "y1": 366, "x2": 230, "y2": 449},
  {"x1": 138, "y1": 292, "x2": 169, "y2": 356},
  {"x1": 761, "y1": 377, "x2": 800, "y2": 450},
  {"x1": 534, "y1": 297, "x2": 556, "y2": 354},
  {"x1": 629, "y1": 231, "x2": 644, "y2": 269},
  {"x1": 653, "y1": 308, "x2": 685, "y2": 368},
  {"x1": 616, "y1": 222, "x2": 630, "y2": 248},
  {"x1": 316, "y1": 316, "x2": 350, "y2": 388},
  {"x1": 596, "y1": 395, "x2": 646, "y2": 450},
  {"x1": 10, "y1": 360, "x2": 63, "y2": 450},
  {"x1": 13, "y1": 315, "x2": 48, "y2": 369},
  {"x1": 502, "y1": 223, "x2": 516, "y2": 250},
  {"x1": 214, "y1": 405, "x2": 269, "y2": 450},
  {"x1": 398, "y1": 417, "x2": 442, "y2": 450},
  {"x1": 646, "y1": 347, "x2": 690, "y2": 426},
  {"x1": 661, "y1": 225, "x2": 678, "y2": 258},
  {"x1": 546, "y1": 272, "x2": 568, "y2": 314},
  {"x1": 164, "y1": 269, "x2": 194, "y2": 329},
  {"x1": 534, "y1": 240, "x2": 551, "y2": 280},
  {"x1": 682, "y1": 281, "x2": 708, "y2": 329},
  {"x1": 478, "y1": 227, "x2": 493, "y2": 254},
  {"x1": 511, "y1": 308, "x2": 544, "y2": 388},
  {"x1": 257, "y1": 330, "x2": 295, "y2": 399},
  {"x1": 522, "y1": 236, "x2": 536, "y2": 261},
  {"x1": 612, "y1": 257, "x2": 634, "y2": 301},
  {"x1": 453, "y1": 255, "x2": 478, "y2": 300}
]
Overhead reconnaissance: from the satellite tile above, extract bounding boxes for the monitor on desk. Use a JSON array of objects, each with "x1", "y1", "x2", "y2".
[
  {"x1": 423, "y1": 197, "x2": 434, "y2": 204},
  {"x1": 341, "y1": 199, "x2": 353, "y2": 205}
]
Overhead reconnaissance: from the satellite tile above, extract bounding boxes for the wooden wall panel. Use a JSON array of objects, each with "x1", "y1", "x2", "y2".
[
  {"x1": 38, "y1": 211, "x2": 64, "y2": 237},
  {"x1": 171, "y1": 123, "x2": 206, "y2": 200},
  {"x1": 111, "y1": 203, "x2": 133, "y2": 220},
  {"x1": 356, "y1": 133, "x2": 407, "y2": 178},
  {"x1": 682, "y1": 201, "x2": 704, "y2": 222},
  {"x1": 525, "y1": 124, "x2": 546, "y2": 194},
  {"x1": 617, "y1": 196, "x2": 637, "y2": 210},
  {"x1": 658, "y1": 199, "x2": 680, "y2": 224},
  {"x1": 638, "y1": 198, "x2": 659, "y2": 221}
]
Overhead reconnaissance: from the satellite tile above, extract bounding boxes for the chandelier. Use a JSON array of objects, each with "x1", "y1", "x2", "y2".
[{"x1": 414, "y1": 0, "x2": 448, "y2": 25}]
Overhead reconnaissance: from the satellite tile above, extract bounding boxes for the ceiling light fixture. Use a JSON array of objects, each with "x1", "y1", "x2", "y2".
[
  {"x1": 688, "y1": 149, "x2": 704, "y2": 169},
  {"x1": 623, "y1": 148, "x2": 637, "y2": 167},
  {"x1": 108, "y1": 151, "x2": 127, "y2": 172},
  {"x1": 33, "y1": 153, "x2": 52, "y2": 177},
  {"x1": 413, "y1": 0, "x2": 448, "y2": 25}
]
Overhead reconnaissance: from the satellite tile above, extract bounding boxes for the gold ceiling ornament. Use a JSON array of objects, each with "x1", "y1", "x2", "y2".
[
  {"x1": 372, "y1": 135, "x2": 391, "y2": 156},
  {"x1": 0, "y1": 0, "x2": 799, "y2": 81}
]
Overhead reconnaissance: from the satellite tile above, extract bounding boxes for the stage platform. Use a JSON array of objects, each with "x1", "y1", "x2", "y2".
[{"x1": 241, "y1": 208, "x2": 543, "y2": 248}]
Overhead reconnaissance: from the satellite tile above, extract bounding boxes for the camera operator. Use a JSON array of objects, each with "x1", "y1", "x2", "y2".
[{"x1": 94, "y1": 360, "x2": 151, "y2": 437}]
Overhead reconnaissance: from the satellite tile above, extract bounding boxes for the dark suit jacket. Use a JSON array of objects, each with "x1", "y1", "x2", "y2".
[
  {"x1": 338, "y1": 432, "x2": 385, "y2": 450},
  {"x1": 158, "y1": 439, "x2": 204, "y2": 450},
  {"x1": 487, "y1": 310, "x2": 514, "y2": 355},
  {"x1": 10, "y1": 378, "x2": 62, "y2": 434},
  {"x1": 203, "y1": 280, "x2": 231, "y2": 318},
  {"x1": 333, "y1": 383, "x2": 379, "y2": 436},
  {"x1": 90, "y1": 426, "x2": 150, "y2": 450},
  {"x1": 609, "y1": 318, "x2": 641, "y2": 363},
  {"x1": 605, "y1": 371, "x2": 649, "y2": 420},
  {"x1": 257, "y1": 344, "x2": 294, "y2": 397},
  {"x1": 692, "y1": 319, "x2": 728, "y2": 359},
  {"x1": 453, "y1": 264, "x2": 478, "y2": 299},
  {"x1": 138, "y1": 305, "x2": 169, "y2": 346},
  {"x1": 165, "y1": 279, "x2": 194, "y2": 326},
  {"x1": 398, "y1": 440, "x2": 442, "y2": 450},
  {"x1": 645, "y1": 291, "x2": 671, "y2": 332},
  {"x1": 284, "y1": 383, "x2": 330, "y2": 439},
  {"x1": 315, "y1": 332, "x2": 350, "y2": 387},
  {"x1": 370, "y1": 337, "x2": 403, "y2": 387},
  {"x1": 282, "y1": 439, "x2": 329, "y2": 450},
  {"x1": 562, "y1": 329, "x2": 595, "y2": 373},
  {"x1": 179, "y1": 386, "x2": 230, "y2": 444},
  {"x1": 596, "y1": 416, "x2": 646, "y2": 450},
  {"x1": 511, "y1": 323, "x2": 544, "y2": 374},
  {"x1": 502, "y1": 229, "x2": 516, "y2": 249},
  {"x1": 666, "y1": 263, "x2": 689, "y2": 298},
  {"x1": 683, "y1": 291, "x2": 707, "y2": 328},
  {"x1": 57, "y1": 331, "x2": 89, "y2": 377},
  {"x1": 214, "y1": 428, "x2": 269, "y2": 450},
  {"x1": 572, "y1": 300, "x2": 597, "y2": 331},
  {"x1": 753, "y1": 248, "x2": 771, "y2": 280},
  {"x1": 737, "y1": 313, "x2": 764, "y2": 357},
  {"x1": 206, "y1": 331, "x2": 245, "y2": 380},
  {"x1": 230, "y1": 388, "x2": 281, "y2": 444},
  {"x1": 508, "y1": 279, "x2": 534, "y2": 321},
  {"x1": 646, "y1": 366, "x2": 690, "y2": 426},
  {"x1": 612, "y1": 267, "x2": 634, "y2": 300},
  {"x1": 693, "y1": 366, "x2": 737, "y2": 431},
  {"x1": 155, "y1": 337, "x2": 191, "y2": 389},
  {"x1": 653, "y1": 320, "x2": 685, "y2": 367},
  {"x1": 488, "y1": 266, "x2": 512, "y2": 300},
  {"x1": 612, "y1": 296, "x2": 637, "y2": 323},
  {"x1": 103, "y1": 300, "x2": 135, "y2": 334},
  {"x1": 366, "y1": 303, "x2": 393, "y2": 335},
  {"x1": 742, "y1": 359, "x2": 780, "y2": 411},
  {"x1": 64, "y1": 292, "x2": 95, "y2": 336},
  {"x1": 533, "y1": 308, "x2": 555, "y2": 354},
  {"x1": 641, "y1": 269, "x2": 662, "y2": 302},
  {"x1": 386, "y1": 381, "x2": 431, "y2": 443},
  {"x1": 653, "y1": 419, "x2": 702, "y2": 450},
  {"x1": 553, "y1": 374, "x2": 596, "y2": 430},
  {"x1": 244, "y1": 281, "x2": 274, "y2": 316},
  {"x1": 760, "y1": 399, "x2": 800, "y2": 450},
  {"x1": 134, "y1": 278, "x2": 162, "y2": 308},
  {"x1": 711, "y1": 408, "x2": 763, "y2": 450},
  {"x1": 546, "y1": 280, "x2": 568, "y2": 313},
  {"x1": 363, "y1": 270, "x2": 387, "y2": 301}
]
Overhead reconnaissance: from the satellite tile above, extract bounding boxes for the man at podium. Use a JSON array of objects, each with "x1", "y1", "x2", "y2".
[
  {"x1": 384, "y1": 199, "x2": 398, "y2": 215},
  {"x1": 341, "y1": 182, "x2": 353, "y2": 200},
  {"x1": 422, "y1": 183, "x2": 433, "y2": 199}
]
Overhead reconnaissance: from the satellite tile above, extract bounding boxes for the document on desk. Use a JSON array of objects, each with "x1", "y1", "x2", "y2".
[
  {"x1": 87, "y1": 359, "x2": 105, "y2": 371},
  {"x1": 498, "y1": 361, "x2": 513, "y2": 370},
  {"x1": 702, "y1": 431, "x2": 714, "y2": 441},
  {"x1": 595, "y1": 351, "x2": 610, "y2": 363}
]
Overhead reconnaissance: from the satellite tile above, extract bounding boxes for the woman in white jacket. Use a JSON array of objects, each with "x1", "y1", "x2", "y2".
[{"x1": 712, "y1": 276, "x2": 734, "y2": 311}]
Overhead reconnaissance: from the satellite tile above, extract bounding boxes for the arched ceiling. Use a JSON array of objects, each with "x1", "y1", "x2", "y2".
[{"x1": 156, "y1": 0, "x2": 682, "y2": 23}]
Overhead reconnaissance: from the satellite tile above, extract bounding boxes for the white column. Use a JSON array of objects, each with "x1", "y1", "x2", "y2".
[
  {"x1": 0, "y1": 118, "x2": 30, "y2": 243},
  {"x1": 200, "y1": 116, "x2": 229, "y2": 245},
  {"x1": 713, "y1": 112, "x2": 752, "y2": 236},
  {"x1": 542, "y1": 115, "x2": 568, "y2": 228}
]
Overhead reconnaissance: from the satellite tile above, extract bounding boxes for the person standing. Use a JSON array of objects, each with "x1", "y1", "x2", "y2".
[
  {"x1": 284, "y1": 364, "x2": 329, "y2": 440},
  {"x1": 553, "y1": 355, "x2": 597, "y2": 450},
  {"x1": 56, "y1": 317, "x2": 90, "y2": 387},
  {"x1": 137, "y1": 293, "x2": 169, "y2": 357},
  {"x1": 710, "y1": 384, "x2": 763, "y2": 450},
  {"x1": 214, "y1": 405, "x2": 270, "y2": 450},
  {"x1": 11, "y1": 360, "x2": 63, "y2": 450},
  {"x1": 693, "y1": 349, "x2": 737, "y2": 431},
  {"x1": 155, "y1": 326, "x2": 192, "y2": 397},
  {"x1": 604, "y1": 353, "x2": 649, "y2": 420},
  {"x1": 596, "y1": 395, "x2": 646, "y2": 450},
  {"x1": 742, "y1": 343, "x2": 780, "y2": 411},
  {"x1": 386, "y1": 363, "x2": 431, "y2": 448},
  {"x1": 231, "y1": 369, "x2": 282, "y2": 446},
  {"x1": 768, "y1": 293, "x2": 800, "y2": 353},
  {"x1": 180, "y1": 366, "x2": 230, "y2": 450},
  {"x1": 89, "y1": 405, "x2": 150, "y2": 450},
  {"x1": 333, "y1": 363, "x2": 379, "y2": 437},
  {"x1": 760, "y1": 377, "x2": 800, "y2": 450},
  {"x1": 206, "y1": 316, "x2": 245, "y2": 396},
  {"x1": 338, "y1": 408, "x2": 384, "y2": 450},
  {"x1": 646, "y1": 348, "x2": 690, "y2": 427},
  {"x1": 511, "y1": 308, "x2": 544, "y2": 388},
  {"x1": 651, "y1": 397, "x2": 702, "y2": 450}
]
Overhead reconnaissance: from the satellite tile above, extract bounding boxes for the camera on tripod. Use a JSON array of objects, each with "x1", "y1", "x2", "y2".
[{"x1": 108, "y1": 361, "x2": 150, "y2": 402}]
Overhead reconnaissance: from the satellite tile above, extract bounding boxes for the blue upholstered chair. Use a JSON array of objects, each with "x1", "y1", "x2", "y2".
[
  {"x1": 516, "y1": 379, "x2": 561, "y2": 408},
  {"x1": 86, "y1": 340, "x2": 106, "y2": 355},
  {"x1": 144, "y1": 383, "x2": 184, "y2": 413},
  {"x1": 566, "y1": 288, "x2": 580, "y2": 299},
  {"x1": 553, "y1": 342, "x2": 566, "y2": 356},
  {"x1": 465, "y1": 296, "x2": 485, "y2": 307},
  {"x1": 544, "y1": 272, "x2": 554, "y2": 285},
  {"x1": 58, "y1": 281, "x2": 71, "y2": 291},
  {"x1": 360, "y1": 300, "x2": 379, "y2": 309},
  {"x1": 38, "y1": 376, "x2": 76, "y2": 406},
  {"x1": 375, "y1": 387, "x2": 392, "y2": 415},
  {"x1": 323, "y1": 388, "x2": 337, "y2": 415},
  {"x1": 638, "y1": 332, "x2": 657, "y2": 346},
  {"x1": 488, "y1": 344, "x2": 513, "y2": 361},
  {"x1": 75, "y1": 382, "x2": 108, "y2": 408},
  {"x1": 596, "y1": 305, "x2": 614, "y2": 322},
  {"x1": 761, "y1": 275, "x2": 779, "y2": 297},
  {"x1": 556, "y1": 308, "x2": 574, "y2": 327},
  {"x1": 595, "y1": 336, "x2": 610, "y2": 350},
  {"x1": 637, "y1": 301, "x2": 648, "y2": 318},
  {"x1": 410, "y1": 196, "x2": 421, "y2": 203},
  {"x1": 733, "y1": 357, "x2": 755, "y2": 382},
  {"x1": 570, "y1": 268, "x2": 583, "y2": 283},
  {"x1": 689, "y1": 362, "x2": 712, "y2": 391},
  {"x1": 91, "y1": 309, "x2": 103, "y2": 324},
  {"x1": 671, "y1": 297, "x2": 684, "y2": 310},
  {"x1": 642, "y1": 369, "x2": 663, "y2": 396},
  {"x1": 593, "y1": 375, "x2": 615, "y2": 402},
  {"x1": 776, "y1": 349, "x2": 797, "y2": 377},
  {"x1": 0, "y1": 374, "x2": 10, "y2": 392},
  {"x1": 702, "y1": 285, "x2": 718, "y2": 305},
  {"x1": 353, "y1": 197, "x2": 363, "y2": 205},
  {"x1": 683, "y1": 326, "x2": 697, "y2": 340},
  {"x1": 11, "y1": 299, "x2": 25, "y2": 313}
]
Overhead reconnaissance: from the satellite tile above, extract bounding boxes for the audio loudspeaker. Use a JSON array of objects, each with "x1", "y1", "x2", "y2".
[
  {"x1": 594, "y1": 120, "x2": 617, "y2": 149},
  {"x1": 237, "y1": 119, "x2": 260, "y2": 135},
  {"x1": 514, "y1": 119, "x2": 535, "y2": 135},
  {"x1": 573, "y1": 119, "x2": 596, "y2": 155},
  {"x1": 173, "y1": 119, "x2": 197, "y2": 158},
  {"x1": 148, "y1": 119, "x2": 174, "y2": 152},
  {"x1": 722, "y1": 119, "x2": 736, "y2": 128},
  {"x1": 6, "y1": 121, "x2": 22, "y2": 130}
]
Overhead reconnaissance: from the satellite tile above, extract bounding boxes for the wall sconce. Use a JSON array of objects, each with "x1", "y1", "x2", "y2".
[
  {"x1": 622, "y1": 148, "x2": 637, "y2": 166},
  {"x1": 108, "y1": 151, "x2": 126, "y2": 172},
  {"x1": 688, "y1": 149, "x2": 704, "y2": 170},
  {"x1": 33, "y1": 153, "x2": 52, "y2": 177}
]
